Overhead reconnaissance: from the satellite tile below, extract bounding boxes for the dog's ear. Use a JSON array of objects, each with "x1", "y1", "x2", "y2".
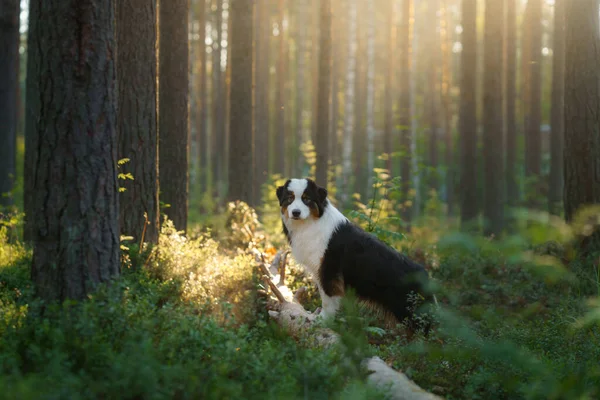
[
  {"x1": 276, "y1": 185, "x2": 285, "y2": 202},
  {"x1": 317, "y1": 186, "x2": 328, "y2": 203}
]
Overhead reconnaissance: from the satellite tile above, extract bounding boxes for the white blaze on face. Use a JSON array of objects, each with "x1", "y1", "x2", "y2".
[{"x1": 286, "y1": 178, "x2": 311, "y2": 220}]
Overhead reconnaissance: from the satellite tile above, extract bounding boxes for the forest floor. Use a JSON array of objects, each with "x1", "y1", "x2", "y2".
[{"x1": 1, "y1": 195, "x2": 600, "y2": 399}]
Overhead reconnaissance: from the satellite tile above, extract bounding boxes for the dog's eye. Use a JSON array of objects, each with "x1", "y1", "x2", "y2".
[{"x1": 302, "y1": 195, "x2": 310, "y2": 203}]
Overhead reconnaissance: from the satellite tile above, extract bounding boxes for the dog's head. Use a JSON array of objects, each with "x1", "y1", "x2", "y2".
[{"x1": 276, "y1": 178, "x2": 328, "y2": 221}]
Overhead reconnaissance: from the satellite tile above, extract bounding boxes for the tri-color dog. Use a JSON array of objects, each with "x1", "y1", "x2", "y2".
[{"x1": 277, "y1": 178, "x2": 435, "y2": 334}]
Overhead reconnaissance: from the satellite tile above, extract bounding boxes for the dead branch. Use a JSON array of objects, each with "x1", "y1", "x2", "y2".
[{"x1": 259, "y1": 251, "x2": 443, "y2": 400}]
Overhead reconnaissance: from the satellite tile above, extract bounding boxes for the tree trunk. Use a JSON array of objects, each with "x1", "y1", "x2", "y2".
[
  {"x1": 427, "y1": 0, "x2": 440, "y2": 191},
  {"x1": 228, "y1": 0, "x2": 254, "y2": 203},
  {"x1": 314, "y1": 0, "x2": 331, "y2": 187},
  {"x1": 440, "y1": 0, "x2": 454, "y2": 215},
  {"x1": 211, "y1": 0, "x2": 223, "y2": 196},
  {"x1": 365, "y1": 0, "x2": 375, "y2": 192},
  {"x1": 117, "y1": 0, "x2": 159, "y2": 244},
  {"x1": 0, "y1": 0, "x2": 19, "y2": 210},
  {"x1": 505, "y1": 0, "x2": 518, "y2": 211},
  {"x1": 274, "y1": 0, "x2": 287, "y2": 176},
  {"x1": 353, "y1": 2, "x2": 366, "y2": 198},
  {"x1": 548, "y1": 0, "x2": 565, "y2": 215},
  {"x1": 459, "y1": 0, "x2": 479, "y2": 228},
  {"x1": 483, "y1": 0, "x2": 505, "y2": 236},
  {"x1": 23, "y1": 0, "x2": 40, "y2": 243},
  {"x1": 158, "y1": 0, "x2": 189, "y2": 231},
  {"x1": 294, "y1": 0, "x2": 307, "y2": 176},
  {"x1": 29, "y1": 0, "x2": 120, "y2": 302},
  {"x1": 563, "y1": 0, "x2": 600, "y2": 249},
  {"x1": 340, "y1": 0, "x2": 357, "y2": 206},
  {"x1": 383, "y1": 0, "x2": 394, "y2": 174},
  {"x1": 197, "y1": 0, "x2": 209, "y2": 193},
  {"x1": 399, "y1": 0, "x2": 413, "y2": 223},
  {"x1": 525, "y1": 0, "x2": 542, "y2": 185},
  {"x1": 329, "y1": 0, "x2": 340, "y2": 169}
]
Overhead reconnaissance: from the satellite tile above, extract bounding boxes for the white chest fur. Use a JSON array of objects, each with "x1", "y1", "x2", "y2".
[{"x1": 284, "y1": 202, "x2": 348, "y2": 278}]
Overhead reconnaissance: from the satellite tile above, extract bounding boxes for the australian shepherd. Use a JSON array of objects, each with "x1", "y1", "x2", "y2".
[{"x1": 277, "y1": 178, "x2": 436, "y2": 335}]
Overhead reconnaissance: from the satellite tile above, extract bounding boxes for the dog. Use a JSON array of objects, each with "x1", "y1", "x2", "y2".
[{"x1": 276, "y1": 178, "x2": 435, "y2": 335}]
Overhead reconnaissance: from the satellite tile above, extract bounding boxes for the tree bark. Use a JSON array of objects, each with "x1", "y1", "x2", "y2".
[
  {"x1": 211, "y1": 0, "x2": 223, "y2": 196},
  {"x1": 483, "y1": 0, "x2": 505, "y2": 236},
  {"x1": 563, "y1": 0, "x2": 600, "y2": 248},
  {"x1": 440, "y1": 0, "x2": 454, "y2": 215},
  {"x1": 197, "y1": 0, "x2": 209, "y2": 193},
  {"x1": 525, "y1": 0, "x2": 542, "y2": 183},
  {"x1": 340, "y1": 0, "x2": 357, "y2": 206},
  {"x1": 29, "y1": 0, "x2": 120, "y2": 302},
  {"x1": 0, "y1": 0, "x2": 19, "y2": 210},
  {"x1": 158, "y1": 0, "x2": 189, "y2": 232},
  {"x1": 505, "y1": 0, "x2": 518, "y2": 211},
  {"x1": 274, "y1": 0, "x2": 287, "y2": 176},
  {"x1": 427, "y1": 0, "x2": 440, "y2": 191},
  {"x1": 294, "y1": 0, "x2": 307, "y2": 176},
  {"x1": 548, "y1": 0, "x2": 565, "y2": 215},
  {"x1": 383, "y1": 0, "x2": 394, "y2": 174},
  {"x1": 365, "y1": 0, "x2": 375, "y2": 192},
  {"x1": 353, "y1": 2, "x2": 366, "y2": 198},
  {"x1": 228, "y1": 0, "x2": 254, "y2": 204},
  {"x1": 314, "y1": 0, "x2": 331, "y2": 187},
  {"x1": 399, "y1": 0, "x2": 413, "y2": 224},
  {"x1": 459, "y1": 0, "x2": 479, "y2": 228},
  {"x1": 117, "y1": 0, "x2": 159, "y2": 244}
]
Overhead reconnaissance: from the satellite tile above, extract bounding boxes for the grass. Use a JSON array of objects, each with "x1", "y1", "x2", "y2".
[{"x1": 1, "y1": 174, "x2": 600, "y2": 399}]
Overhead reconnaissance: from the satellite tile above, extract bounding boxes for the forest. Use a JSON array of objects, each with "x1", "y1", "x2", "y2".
[{"x1": 0, "y1": 0, "x2": 600, "y2": 398}]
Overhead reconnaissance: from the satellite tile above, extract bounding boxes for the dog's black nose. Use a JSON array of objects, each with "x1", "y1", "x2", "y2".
[{"x1": 292, "y1": 209, "x2": 301, "y2": 218}]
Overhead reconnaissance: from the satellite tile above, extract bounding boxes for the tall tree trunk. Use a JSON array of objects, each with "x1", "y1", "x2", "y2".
[
  {"x1": 383, "y1": 0, "x2": 394, "y2": 174},
  {"x1": 505, "y1": 0, "x2": 518, "y2": 211},
  {"x1": 340, "y1": 0, "x2": 357, "y2": 205},
  {"x1": 253, "y1": 0, "x2": 270, "y2": 202},
  {"x1": 197, "y1": 0, "x2": 208, "y2": 193},
  {"x1": 483, "y1": 0, "x2": 505, "y2": 236},
  {"x1": 329, "y1": 0, "x2": 340, "y2": 169},
  {"x1": 427, "y1": 0, "x2": 440, "y2": 191},
  {"x1": 353, "y1": 1, "x2": 367, "y2": 198},
  {"x1": 294, "y1": 0, "x2": 307, "y2": 176},
  {"x1": 525, "y1": 0, "x2": 542, "y2": 190},
  {"x1": 399, "y1": 0, "x2": 413, "y2": 223},
  {"x1": 459, "y1": 0, "x2": 479, "y2": 228},
  {"x1": 314, "y1": 0, "x2": 331, "y2": 187},
  {"x1": 0, "y1": 0, "x2": 19, "y2": 210},
  {"x1": 228, "y1": 0, "x2": 254, "y2": 203},
  {"x1": 211, "y1": 0, "x2": 223, "y2": 196},
  {"x1": 23, "y1": 0, "x2": 40, "y2": 243},
  {"x1": 274, "y1": 0, "x2": 287, "y2": 176},
  {"x1": 563, "y1": 0, "x2": 600, "y2": 249},
  {"x1": 117, "y1": 0, "x2": 159, "y2": 244},
  {"x1": 159, "y1": 0, "x2": 189, "y2": 231},
  {"x1": 548, "y1": 0, "x2": 565, "y2": 215},
  {"x1": 440, "y1": 0, "x2": 454, "y2": 215},
  {"x1": 29, "y1": 0, "x2": 120, "y2": 302},
  {"x1": 365, "y1": 0, "x2": 375, "y2": 192}
]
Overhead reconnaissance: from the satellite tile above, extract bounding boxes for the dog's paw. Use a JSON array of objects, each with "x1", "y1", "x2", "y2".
[{"x1": 314, "y1": 307, "x2": 323, "y2": 315}]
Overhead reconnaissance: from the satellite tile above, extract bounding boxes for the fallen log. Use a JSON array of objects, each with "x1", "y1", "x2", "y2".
[{"x1": 255, "y1": 250, "x2": 443, "y2": 400}]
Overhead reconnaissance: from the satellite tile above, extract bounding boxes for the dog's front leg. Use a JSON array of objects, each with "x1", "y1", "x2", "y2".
[{"x1": 317, "y1": 284, "x2": 341, "y2": 320}]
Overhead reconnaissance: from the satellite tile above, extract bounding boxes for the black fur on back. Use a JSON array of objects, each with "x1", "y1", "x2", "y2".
[{"x1": 319, "y1": 221, "x2": 435, "y2": 334}]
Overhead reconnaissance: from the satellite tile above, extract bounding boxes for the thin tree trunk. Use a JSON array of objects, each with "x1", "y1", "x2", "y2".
[
  {"x1": 314, "y1": 0, "x2": 331, "y2": 187},
  {"x1": 483, "y1": 0, "x2": 505, "y2": 236},
  {"x1": 427, "y1": 0, "x2": 440, "y2": 191},
  {"x1": 399, "y1": 0, "x2": 413, "y2": 223},
  {"x1": 0, "y1": 0, "x2": 19, "y2": 210},
  {"x1": 563, "y1": 0, "x2": 600, "y2": 249},
  {"x1": 459, "y1": 0, "x2": 479, "y2": 228},
  {"x1": 197, "y1": 0, "x2": 208, "y2": 193},
  {"x1": 505, "y1": 0, "x2": 518, "y2": 211},
  {"x1": 254, "y1": 0, "x2": 270, "y2": 201},
  {"x1": 117, "y1": 0, "x2": 159, "y2": 244},
  {"x1": 158, "y1": 0, "x2": 189, "y2": 231},
  {"x1": 294, "y1": 0, "x2": 307, "y2": 176},
  {"x1": 353, "y1": 1, "x2": 366, "y2": 199},
  {"x1": 525, "y1": 0, "x2": 542, "y2": 184},
  {"x1": 274, "y1": 0, "x2": 287, "y2": 176},
  {"x1": 383, "y1": 0, "x2": 395, "y2": 174},
  {"x1": 341, "y1": 0, "x2": 357, "y2": 206},
  {"x1": 548, "y1": 0, "x2": 565, "y2": 215},
  {"x1": 329, "y1": 0, "x2": 340, "y2": 169},
  {"x1": 365, "y1": 0, "x2": 375, "y2": 192},
  {"x1": 29, "y1": 0, "x2": 120, "y2": 302},
  {"x1": 228, "y1": 0, "x2": 254, "y2": 203},
  {"x1": 440, "y1": 0, "x2": 454, "y2": 215},
  {"x1": 211, "y1": 0, "x2": 223, "y2": 196}
]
